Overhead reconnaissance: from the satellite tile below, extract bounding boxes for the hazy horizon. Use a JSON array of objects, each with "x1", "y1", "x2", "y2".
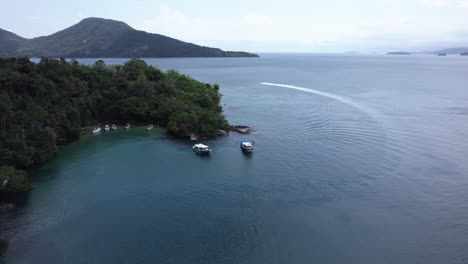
[{"x1": 2, "y1": 0, "x2": 468, "y2": 53}]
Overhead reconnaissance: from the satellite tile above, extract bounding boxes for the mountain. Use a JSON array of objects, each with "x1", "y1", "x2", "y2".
[
  {"x1": 0, "y1": 17, "x2": 258, "y2": 58},
  {"x1": 428, "y1": 47, "x2": 468, "y2": 54},
  {"x1": 0, "y1": 28, "x2": 29, "y2": 57}
]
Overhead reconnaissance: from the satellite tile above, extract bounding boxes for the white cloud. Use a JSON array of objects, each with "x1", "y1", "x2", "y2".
[
  {"x1": 419, "y1": 0, "x2": 450, "y2": 7},
  {"x1": 138, "y1": 4, "x2": 468, "y2": 52},
  {"x1": 141, "y1": 5, "x2": 274, "y2": 45},
  {"x1": 459, "y1": 0, "x2": 468, "y2": 6}
]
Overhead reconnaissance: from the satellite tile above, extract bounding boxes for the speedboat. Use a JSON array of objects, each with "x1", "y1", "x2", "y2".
[
  {"x1": 125, "y1": 123, "x2": 131, "y2": 129},
  {"x1": 240, "y1": 140, "x2": 254, "y2": 153},
  {"x1": 104, "y1": 125, "x2": 110, "y2": 131},
  {"x1": 111, "y1": 124, "x2": 117, "y2": 130},
  {"x1": 92, "y1": 127, "x2": 101, "y2": 134},
  {"x1": 192, "y1": 143, "x2": 211, "y2": 154},
  {"x1": 147, "y1": 124, "x2": 154, "y2": 130}
]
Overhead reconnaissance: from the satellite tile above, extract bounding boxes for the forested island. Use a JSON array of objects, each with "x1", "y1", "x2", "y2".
[
  {"x1": 0, "y1": 57, "x2": 229, "y2": 197},
  {"x1": 0, "y1": 17, "x2": 258, "y2": 58}
]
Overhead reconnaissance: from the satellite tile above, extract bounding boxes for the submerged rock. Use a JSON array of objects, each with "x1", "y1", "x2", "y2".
[
  {"x1": 0, "y1": 203, "x2": 15, "y2": 213},
  {"x1": 0, "y1": 238, "x2": 8, "y2": 256},
  {"x1": 229, "y1": 125, "x2": 255, "y2": 134},
  {"x1": 190, "y1": 133, "x2": 200, "y2": 141},
  {"x1": 216, "y1": 130, "x2": 228, "y2": 137}
]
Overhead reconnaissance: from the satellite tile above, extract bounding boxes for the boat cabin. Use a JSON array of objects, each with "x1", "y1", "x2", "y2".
[{"x1": 193, "y1": 143, "x2": 211, "y2": 154}]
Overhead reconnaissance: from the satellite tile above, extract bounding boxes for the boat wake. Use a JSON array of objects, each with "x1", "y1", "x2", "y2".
[{"x1": 260, "y1": 82, "x2": 371, "y2": 113}]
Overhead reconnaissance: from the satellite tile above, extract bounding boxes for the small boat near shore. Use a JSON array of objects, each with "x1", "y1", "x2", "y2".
[
  {"x1": 104, "y1": 125, "x2": 110, "y2": 131},
  {"x1": 92, "y1": 127, "x2": 101, "y2": 134},
  {"x1": 147, "y1": 124, "x2": 154, "y2": 130},
  {"x1": 192, "y1": 143, "x2": 211, "y2": 154},
  {"x1": 125, "y1": 123, "x2": 131, "y2": 129},
  {"x1": 240, "y1": 140, "x2": 254, "y2": 153},
  {"x1": 111, "y1": 124, "x2": 117, "y2": 130}
]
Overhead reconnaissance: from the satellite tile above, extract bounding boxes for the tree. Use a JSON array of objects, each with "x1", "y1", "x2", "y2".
[
  {"x1": 123, "y1": 58, "x2": 148, "y2": 80},
  {"x1": 0, "y1": 166, "x2": 32, "y2": 194},
  {"x1": 0, "y1": 57, "x2": 229, "y2": 198},
  {"x1": 0, "y1": 91, "x2": 12, "y2": 136}
]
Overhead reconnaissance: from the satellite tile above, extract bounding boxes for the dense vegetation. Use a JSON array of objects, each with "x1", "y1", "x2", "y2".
[
  {"x1": 0, "y1": 57, "x2": 228, "y2": 197},
  {"x1": 0, "y1": 17, "x2": 259, "y2": 58}
]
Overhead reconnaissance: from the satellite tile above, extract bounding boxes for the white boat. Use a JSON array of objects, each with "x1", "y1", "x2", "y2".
[
  {"x1": 92, "y1": 127, "x2": 101, "y2": 134},
  {"x1": 240, "y1": 140, "x2": 254, "y2": 153},
  {"x1": 192, "y1": 143, "x2": 211, "y2": 154},
  {"x1": 147, "y1": 124, "x2": 154, "y2": 130},
  {"x1": 104, "y1": 125, "x2": 110, "y2": 131},
  {"x1": 111, "y1": 124, "x2": 117, "y2": 130},
  {"x1": 2, "y1": 179, "x2": 8, "y2": 188},
  {"x1": 125, "y1": 123, "x2": 131, "y2": 129}
]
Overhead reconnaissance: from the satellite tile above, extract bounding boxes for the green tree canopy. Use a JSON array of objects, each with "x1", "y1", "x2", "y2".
[{"x1": 0, "y1": 57, "x2": 228, "y2": 197}]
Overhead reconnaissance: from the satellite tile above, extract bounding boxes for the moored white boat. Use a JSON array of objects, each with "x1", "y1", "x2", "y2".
[
  {"x1": 92, "y1": 127, "x2": 101, "y2": 134},
  {"x1": 147, "y1": 124, "x2": 154, "y2": 130},
  {"x1": 240, "y1": 140, "x2": 254, "y2": 153},
  {"x1": 104, "y1": 125, "x2": 110, "y2": 131},
  {"x1": 111, "y1": 124, "x2": 117, "y2": 130},
  {"x1": 125, "y1": 123, "x2": 131, "y2": 129},
  {"x1": 192, "y1": 143, "x2": 211, "y2": 154}
]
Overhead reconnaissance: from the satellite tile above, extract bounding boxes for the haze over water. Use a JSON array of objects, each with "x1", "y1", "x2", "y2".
[{"x1": 4, "y1": 54, "x2": 468, "y2": 263}]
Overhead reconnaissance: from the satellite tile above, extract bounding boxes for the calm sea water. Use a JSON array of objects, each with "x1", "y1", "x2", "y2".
[{"x1": 3, "y1": 54, "x2": 468, "y2": 263}]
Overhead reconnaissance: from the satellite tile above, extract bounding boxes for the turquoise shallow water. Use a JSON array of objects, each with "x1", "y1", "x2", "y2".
[{"x1": 4, "y1": 54, "x2": 468, "y2": 263}]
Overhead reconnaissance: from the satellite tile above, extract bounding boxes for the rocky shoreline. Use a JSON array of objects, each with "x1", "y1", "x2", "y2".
[
  {"x1": 229, "y1": 125, "x2": 255, "y2": 134},
  {"x1": 190, "y1": 125, "x2": 255, "y2": 141},
  {"x1": 83, "y1": 122, "x2": 255, "y2": 141}
]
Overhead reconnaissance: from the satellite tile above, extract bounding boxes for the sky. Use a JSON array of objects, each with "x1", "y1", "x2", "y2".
[{"x1": 1, "y1": 0, "x2": 468, "y2": 52}]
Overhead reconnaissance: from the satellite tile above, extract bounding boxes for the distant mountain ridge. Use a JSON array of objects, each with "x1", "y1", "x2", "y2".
[
  {"x1": 427, "y1": 47, "x2": 468, "y2": 54},
  {"x1": 387, "y1": 51, "x2": 411, "y2": 55},
  {"x1": 0, "y1": 17, "x2": 258, "y2": 58}
]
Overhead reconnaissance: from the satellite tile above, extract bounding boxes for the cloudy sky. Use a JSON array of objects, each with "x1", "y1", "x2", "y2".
[{"x1": 1, "y1": 0, "x2": 468, "y2": 52}]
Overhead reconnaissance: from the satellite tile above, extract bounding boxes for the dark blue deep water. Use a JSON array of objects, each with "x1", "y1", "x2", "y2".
[{"x1": 4, "y1": 54, "x2": 468, "y2": 263}]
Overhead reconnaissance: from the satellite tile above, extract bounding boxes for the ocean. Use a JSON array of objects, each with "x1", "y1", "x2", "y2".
[{"x1": 4, "y1": 53, "x2": 468, "y2": 263}]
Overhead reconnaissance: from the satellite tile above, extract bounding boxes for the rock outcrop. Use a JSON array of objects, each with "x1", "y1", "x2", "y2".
[{"x1": 229, "y1": 125, "x2": 255, "y2": 134}]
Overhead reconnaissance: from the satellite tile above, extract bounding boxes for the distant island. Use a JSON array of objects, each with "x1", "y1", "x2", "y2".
[
  {"x1": 461, "y1": 52, "x2": 468, "y2": 56},
  {"x1": 0, "y1": 17, "x2": 259, "y2": 58},
  {"x1": 387, "y1": 52, "x2": 411, "y2": 55},
  {"x1": 0, "y1": 58, "x2": 230, "y2": 197},
  {"x1": 429, "y1": 47, "x2": 468, "y2": 54}
]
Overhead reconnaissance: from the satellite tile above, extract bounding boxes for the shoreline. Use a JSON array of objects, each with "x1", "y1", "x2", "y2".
[
  {"x1": 81, "y1": 123, "x2": 255, "y2": 140},
  {"x1": 1, "y1": 122, "x2": 255, "y2": 200}
]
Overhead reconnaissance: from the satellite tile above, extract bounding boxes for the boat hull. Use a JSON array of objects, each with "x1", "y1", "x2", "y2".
[
  {"x1": 241, "y1": 147, "x2": 253, "y2": 153},
  {"x1": 192, "y1": 148, "x2": 211, "y2": 155},
  {"x1": 240, "y1": 141, "x2": 254, "y2": 153}
]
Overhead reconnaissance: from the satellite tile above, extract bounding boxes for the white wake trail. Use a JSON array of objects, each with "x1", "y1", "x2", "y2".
[
  {"x1": 261, "y1": 82, "x2": 358, "y2": 108},
  {"x1": 261, "y1": 82, "x2": 373, "y2": 115}
]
